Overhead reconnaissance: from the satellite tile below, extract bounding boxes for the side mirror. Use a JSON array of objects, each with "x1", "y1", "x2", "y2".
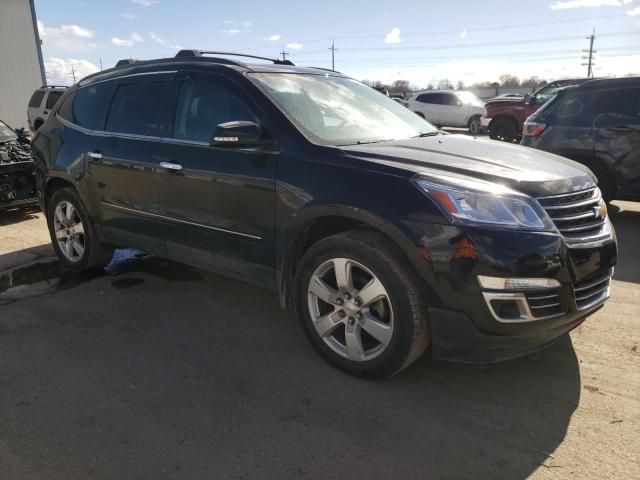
[
  {"x1": 524, "y1": 94, "x2": 531, "y2": 104},
  {"x1": 211, "y1": 121, "x2": 262, "y2": 148}
]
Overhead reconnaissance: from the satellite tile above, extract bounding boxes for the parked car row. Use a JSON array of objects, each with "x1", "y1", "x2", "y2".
[
  {"x1": 521, "y1": 77, "x2": 640, "y2": 203},
  {"x1": 481, "y1": 78, "x2": 591, "y2": 142},
  {"x1": 31, "y1": 50, "x2": 618, "y2": 378},
  {"x1": 407, "y1": 90, "x2": 485, "y2": 134}
]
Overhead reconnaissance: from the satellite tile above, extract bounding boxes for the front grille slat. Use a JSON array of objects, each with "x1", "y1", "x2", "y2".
[
  {"x1": 537, "y1": 187, "x2": 607, "y2": 242},
  {"x1": 525, "y1": 289, "x2": 564, "y2": 318},
  {"x1": 573, "y1": 269, "x2": 613, "y2": 311}
]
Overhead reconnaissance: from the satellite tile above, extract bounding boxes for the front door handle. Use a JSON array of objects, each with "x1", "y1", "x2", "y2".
[
  {"x1": 87, "y1": 152, "x2": 102, "y2": 160},
  {"x1": 160, "y1": 161, "x2": 183, "y2": 171}
]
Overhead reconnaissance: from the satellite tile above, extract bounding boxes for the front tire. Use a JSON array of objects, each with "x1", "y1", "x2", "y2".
[
  {"x1": 294, "y1": 230, "x2": 430, "y2": 379},
  {"x1": 47, "y1": 187, "x2": 114, "y2": 273},
  {"x1": 468, "y1": 115, "x2": 482, "y2": 135},
  {"x1": 489, "y1": 117, "x2": 520, "y2": 142}
]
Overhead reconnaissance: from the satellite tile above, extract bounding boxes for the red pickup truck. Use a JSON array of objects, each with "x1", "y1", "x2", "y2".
[{"x1": 481, "y1": 78, "x2": 591, "y2": 142}]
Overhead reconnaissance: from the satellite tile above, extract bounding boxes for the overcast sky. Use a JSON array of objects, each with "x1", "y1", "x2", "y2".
[{"x1": 35, "y1": 0, "x2": 640, "y2": 87}]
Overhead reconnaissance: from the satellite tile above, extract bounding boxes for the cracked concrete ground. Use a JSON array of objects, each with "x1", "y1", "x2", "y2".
[{"x1": 0, "y1": 202, "x2": 638, "y2": 480}]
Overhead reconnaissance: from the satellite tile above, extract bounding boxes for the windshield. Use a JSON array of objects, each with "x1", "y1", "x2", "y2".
[
  {"x1": 455, "y1": 91, "x2": 485, "y2": 107},
  {"x1": 249, "y1": 73, "x2": 437, "y2": 146},
  {"x1": 0, "y1": 120, "x2": 17, "y2": 142},
  {"x1": 535, "y1": 84, "x2": 564, "y2": 104}
]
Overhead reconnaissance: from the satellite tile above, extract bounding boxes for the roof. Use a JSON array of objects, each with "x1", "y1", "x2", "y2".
[
  {"x1": 78, "y1": 51, "x2": 347, "y2": 87},
  {"x1": 578, "y1": 76, "x2": 640, "y2": 90}
]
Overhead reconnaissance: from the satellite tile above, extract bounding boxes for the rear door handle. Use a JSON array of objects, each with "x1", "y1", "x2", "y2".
[
  {"x1": 87, "y1": 152, "x2": 102, "y2": 160},
  {"x1": 160, "y1": 161, "x2": 183, "y2": 171}
]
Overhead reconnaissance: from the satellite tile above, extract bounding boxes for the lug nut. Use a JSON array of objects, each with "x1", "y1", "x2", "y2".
[
  {"x1": 344, "y1": 293, "x2": 352, "y2": 300},
  {"x1": 348, "y1": 317, "x2": 355, "y2": 325},
  {"x1": 338, "y1": 311, "x2": 346, "y2": 319},
  {"x1": 336, "y1": 298, "x2": 344, "y2": 306},
  {"x1": 354, "y1": 298, "x2": 361, "y2": 306}
]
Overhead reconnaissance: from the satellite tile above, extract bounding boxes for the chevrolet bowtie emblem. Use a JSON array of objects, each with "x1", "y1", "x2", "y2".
[{"x1": 593, "y1": 201, "x2": 607, "y2": 220}]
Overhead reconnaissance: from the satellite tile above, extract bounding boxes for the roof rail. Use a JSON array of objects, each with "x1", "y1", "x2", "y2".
[
  {"x1": 175, "y1": 49, "x2": 295, "y2": 66},
  {"x1": 115, "y1": 59, "x2": 140, "y2": 68}
]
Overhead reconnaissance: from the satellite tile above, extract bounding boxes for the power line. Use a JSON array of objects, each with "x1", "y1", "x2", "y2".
[
  {"x1": 299, "y1": 30, "x2": 638, "y2": 54},
  {"x1": 240, "y1": 12, "x2": 632, "y2": 51}
]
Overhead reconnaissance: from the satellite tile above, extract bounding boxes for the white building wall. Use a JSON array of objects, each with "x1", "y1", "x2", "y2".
[{"x1": 0, "y1": 0, "x2": 45, "y2": 128}]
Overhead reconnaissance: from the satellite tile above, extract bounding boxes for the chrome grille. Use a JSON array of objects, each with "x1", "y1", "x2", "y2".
[
  {"x1": 537, "y1": 187, "x2": 607, "y2": 242},
  {"x1": 573, "y1": 269, "x2": 613, "y2": 311},
  {"x1": 526, "y1": 290, "x2": 564, "y2": 318}
]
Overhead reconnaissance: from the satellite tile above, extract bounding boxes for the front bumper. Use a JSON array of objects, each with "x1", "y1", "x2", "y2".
[
  {"x1": 429, "y1": 304, "x2": 599, "y2": 363},
  {"x1": 480, "y1": 116, "x2": 492, "y2": 129},
  {"x1": 405, "y1": 218, "x2": 617, "y2": 362},
  {"x1": 0, "y1": 196, "x2": 38, "y2": 211}
]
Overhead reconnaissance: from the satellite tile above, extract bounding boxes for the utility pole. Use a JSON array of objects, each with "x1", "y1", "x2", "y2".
[
  {"x1": 329, "y1": 38, "x2": 337, "y2": 71},
  {"x1": 280, "y1": 49, "x2": 289, "y2": 62},
  {"x1": 69, "y1": 64, "x2": 77, "y2": 83},
  {"x1": 582, "y1": 28, "x2": 596, "y2": 78},
  {"x1": 100, "y1": 57, "x2": 103, "y2": 71}
]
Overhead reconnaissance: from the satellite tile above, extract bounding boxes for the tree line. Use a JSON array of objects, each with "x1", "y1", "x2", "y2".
[{"x1": 361, "y1": 75, "x2": 546, "y2": 95}]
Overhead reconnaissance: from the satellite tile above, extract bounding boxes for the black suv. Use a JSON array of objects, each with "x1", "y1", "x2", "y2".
[
  {"x1": 521, "y1": 77, "x2": 640, "y2": 202},
  {"x1": 32, "y1": 51, "x2": 618, "y2": 378}
]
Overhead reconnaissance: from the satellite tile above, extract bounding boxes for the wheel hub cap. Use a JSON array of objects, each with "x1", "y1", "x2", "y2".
[{"x1": 307, "y1": 258, "x2": 394, "y2": 362}]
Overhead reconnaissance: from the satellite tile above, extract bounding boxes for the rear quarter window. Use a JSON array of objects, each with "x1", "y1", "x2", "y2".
[
  {"x1": 105, "y1": 81, "x2": 172, "y2": 137},
  {"x1": 57, "y1": 83, "x2": 115, "y2": 130},
  {"x1": 28, "y1": 90, "x2": 45, "y2": 108},
  {"x1": 45, "y1": 91, "x2": 64, "y2": 110}
]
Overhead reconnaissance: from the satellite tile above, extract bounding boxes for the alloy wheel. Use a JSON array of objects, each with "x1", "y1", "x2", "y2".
[
  {"x1": 307, "y1": 258, "x2": 394, "y2": 362},
  {"x1": 53, "y1": 200, "x2": 86, "y2": 262}
]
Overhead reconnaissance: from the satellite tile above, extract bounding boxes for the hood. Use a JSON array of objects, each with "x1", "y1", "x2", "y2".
[
  {"x1": 485, "y1": 97, "x2": 525, "y2": 107},
  {"x1": 340, "y1": 134, "x2": 595, "y2": 197}
]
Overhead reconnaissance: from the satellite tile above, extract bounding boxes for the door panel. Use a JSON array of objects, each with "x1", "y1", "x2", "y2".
[
  {"x1": 154, "y1": 73, "x2": 277, "y2": 286},
  {"x1": 84, "y1": 74, "x2": 175, "y2": 252}
]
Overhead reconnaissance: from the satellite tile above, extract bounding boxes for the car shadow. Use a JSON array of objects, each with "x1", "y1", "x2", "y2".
[
  {"x1": 0, "y1": 205, "x2": 41, "y2": 226},
  {"x1": 0, "y1": 257, "x2": 581, "y2": 479},
  {"x1": 609, "y1": 202, "x2": 640, "y2": 284}
]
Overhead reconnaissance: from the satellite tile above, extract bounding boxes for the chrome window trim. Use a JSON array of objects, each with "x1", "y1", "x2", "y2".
[
  {"x1": 57, "y1": 114, "x2": 273, "y2": 153},
  {"x1": 77, "y1": 70, "x2": 178, "y2": 88},
  {"x1": 101, "y1": 202, "x2": 262, "y2": 241}
]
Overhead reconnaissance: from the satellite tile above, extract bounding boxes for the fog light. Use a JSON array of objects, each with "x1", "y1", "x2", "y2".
[
  {"x1": 490, "y1": 300, "x2": 521, "y2": 320},
  {"x1": 478, "y1": 276, "x2": 560, "y2": 290}
]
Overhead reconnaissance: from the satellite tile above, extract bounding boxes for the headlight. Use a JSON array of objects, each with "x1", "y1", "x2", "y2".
[{"x1": 414, "y1": 175, "x2": 555, "y2": 231}]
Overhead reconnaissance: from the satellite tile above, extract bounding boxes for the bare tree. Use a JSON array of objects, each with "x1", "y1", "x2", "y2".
[
  {"x1": 499, "y1": 74, "x2": 520, "y2": 88},
  {"x1": 437, "y1": 78, "x2": 453, "y2": 90}
]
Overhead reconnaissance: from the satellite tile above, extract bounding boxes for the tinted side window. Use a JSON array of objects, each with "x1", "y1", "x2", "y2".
[
  {"x1": 105, "y1": 82, "x2": 172, "y2": 137},
  {"x1": 442, "y1": 94, "x2": 459, "y2": 106},
  {"x1": 417, "y1": 94, "x2": 441, "y2": 104},
  {"x1": 29, "y1": 90, "x2": 45, "y2": 108},
  {"x1": 58, "y1": 83, "x2": 114, "y2": 130},
  {"x1": 173, "y1": 81, "x2": 258, "y2": 142},
  {"x1": 45, "y1": 91, "x2": 64, "y2": 109},
  {"x1": 553, "y1": 88, "x2": 634, "y2": 127}
]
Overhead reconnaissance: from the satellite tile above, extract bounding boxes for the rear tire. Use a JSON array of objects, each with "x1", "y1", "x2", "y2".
[
  {"x1": 46, "y1": 187, "x2": 114, "y2": 273},
  {"x1": 294, "y1": 230, "x2": 430, "y2": 379},
  {"x1": 489, "y1": 117, "x2": 520, "y2": 142}
]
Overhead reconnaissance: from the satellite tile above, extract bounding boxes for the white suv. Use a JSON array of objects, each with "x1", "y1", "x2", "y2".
[
  {"x1": 408, "y1": 90, "x2": 485, "y2": 134},
  {"x1": 27, "y1": 86, "x2": 67, "y2": 131}
]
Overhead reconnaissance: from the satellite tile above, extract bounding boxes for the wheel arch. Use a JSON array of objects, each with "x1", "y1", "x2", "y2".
[
  {"x1": 44, "y1": 176, "x2": 76, "y2": 210},
  {"x1": 278, "y1": 205, "x2": 440, "y2": 310}
]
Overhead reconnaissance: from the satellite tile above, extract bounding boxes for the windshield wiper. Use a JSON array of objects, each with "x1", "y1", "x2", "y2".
[{"x1": 413, "y1": 131, "x2": 440, "y2": 138}]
